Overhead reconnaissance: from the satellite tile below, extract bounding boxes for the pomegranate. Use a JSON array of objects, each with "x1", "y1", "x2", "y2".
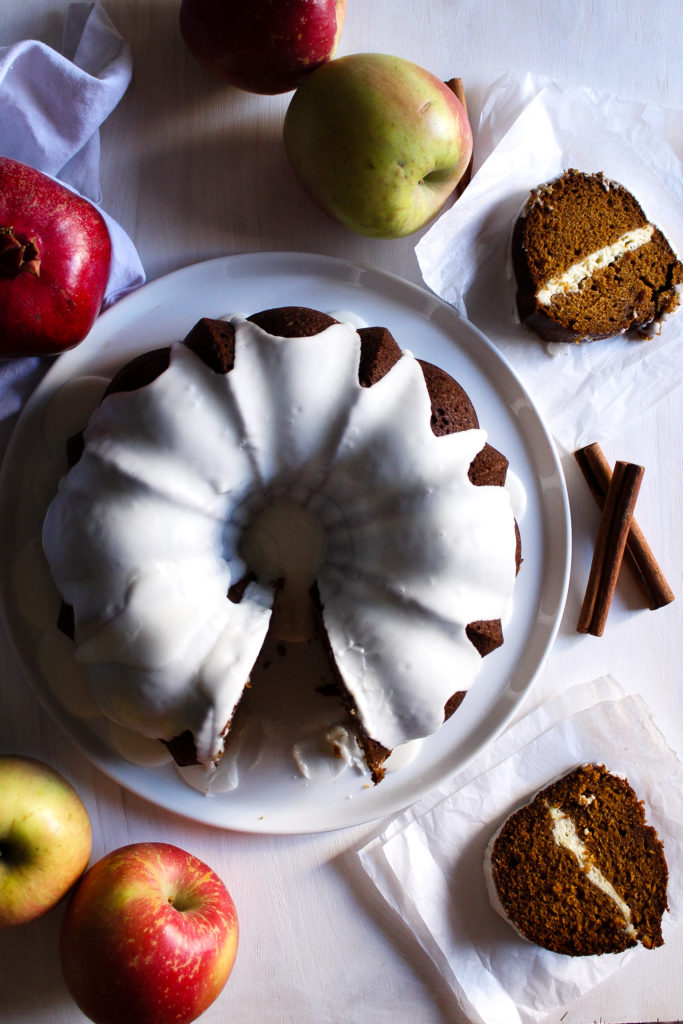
[{"x1": 0, "y1": 157, "x2": 111, "y2": 357}]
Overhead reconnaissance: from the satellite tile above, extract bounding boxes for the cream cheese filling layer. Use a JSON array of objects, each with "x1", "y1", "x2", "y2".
[
  {"x1": 547, "y1": 804, "x2": 637, "y2": 938},
  {"x1": 537, "y1": 224, "x2": 654, "y2": 306}
]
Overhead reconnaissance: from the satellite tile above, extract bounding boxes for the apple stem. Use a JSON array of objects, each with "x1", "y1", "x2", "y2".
[
  {"x1": 0, "y1": 226, "x2": 41, "y2": 277},
  {"x1": 445, "y1": 78, "x2": 473, "y2": 197}
]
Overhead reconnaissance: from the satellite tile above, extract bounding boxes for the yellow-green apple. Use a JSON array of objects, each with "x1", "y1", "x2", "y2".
[
  {"x1": 0, "y1": 157, "x2": 111, "y2": 357},
  {"x1": 179, "y1": 0, "x2": 346, "y2": 95},
  {"x1": 60, "y1": 842, "x2": 239, "y2": 1024},
  {"x1": 0, "y1": 755, "x2": 92, "y2": 928},
  {"x1": 283, "y1": 53, "x2": 473, "y2": 238}
]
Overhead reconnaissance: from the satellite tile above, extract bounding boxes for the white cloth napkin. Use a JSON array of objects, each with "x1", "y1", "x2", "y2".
[
  {"x1": 356, "y1": 676, "x2": 683, "y2": 1024},
  {"x1": 0, "y1": 2, "x2": 145, "y2": 446},
  {"x1": 416, "y1": 72, "x2": 683, "y2": 453}
]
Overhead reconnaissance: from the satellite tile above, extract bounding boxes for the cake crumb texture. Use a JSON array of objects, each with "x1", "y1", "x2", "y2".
[
  {"x1": 489, "y1": 763, "x2": 669, "y2": 956},
  {"x1": 513, "y1": 169, "x2": 683, "y2": 343}
]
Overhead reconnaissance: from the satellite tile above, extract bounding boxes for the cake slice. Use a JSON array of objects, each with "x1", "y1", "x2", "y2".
[
  {"x1": 484, "y1": 763, "x2": 668, "y2": 955},
  {"x1": 512, "y1": 169, "x2": 683, "y2": 343}
]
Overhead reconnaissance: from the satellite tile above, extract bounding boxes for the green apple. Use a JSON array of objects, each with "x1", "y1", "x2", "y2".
[
  {"x1": 0, "y1": 755, "x2": 92, "y2": 927},
  {"x1": 283, "y1": 52, "x2": 473, "y2": 238}
]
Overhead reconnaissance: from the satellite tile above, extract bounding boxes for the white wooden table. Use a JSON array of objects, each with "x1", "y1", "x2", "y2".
[{"x1": 1, "y1": 2, "x2": 681, "y2": 1022}]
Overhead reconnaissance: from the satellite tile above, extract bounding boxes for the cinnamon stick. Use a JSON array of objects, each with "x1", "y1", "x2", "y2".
[
  {"x1": 577, "y1": 461, "x2": 644, "y2": 636},
  {"x1": 575, "y1": 443, "x2": 674, "y2": 610},
  {"x1": 445, "y1": 77, "x2": 473, "y2": 197}
]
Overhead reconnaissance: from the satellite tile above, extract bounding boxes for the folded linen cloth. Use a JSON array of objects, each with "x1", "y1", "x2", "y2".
[
  {"x1": 356, "y1": 676, "x2": 683, "y2": 1024},
  {"x1": 0, "y1": 2, "x2": 145, "y2": 447}
]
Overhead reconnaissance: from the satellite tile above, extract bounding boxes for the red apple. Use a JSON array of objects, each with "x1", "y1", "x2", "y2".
[
  {"x1": 60, "y1": 842, "x2": 239, "y2": 1024},
  {"x1": 0, "y1": 157, "x2": 111, "y2": 357},
  {"x1": 283, "y1": 53, "x2": 473, "y2": 238},
  {"x1": 0, "y1": 755, "x2": 92, "y2": 928},
  {"x1": 179, "y1": 0, "x2": 346, "y2": 94}
]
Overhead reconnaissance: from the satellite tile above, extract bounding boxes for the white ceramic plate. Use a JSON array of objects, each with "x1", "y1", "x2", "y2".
[{"x1": 0, "y1": 252, "x2": 570, "y2": 833}]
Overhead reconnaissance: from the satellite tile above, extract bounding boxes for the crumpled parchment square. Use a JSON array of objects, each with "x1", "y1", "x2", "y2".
[
  {"x1": 416, "y1": 72, "x2": 683, "y2": 453},
  {"x1": 357, "y1": 676, "x2": 683, "y2": 1024}
]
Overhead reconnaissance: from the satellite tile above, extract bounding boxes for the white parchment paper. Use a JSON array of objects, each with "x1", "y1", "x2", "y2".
[
  {"x1": 416, "y1": 73, "x2": 683, "y2": 453},
  {"x1": 356, "y1": 677, "x2": 683, "y2": 1024}
]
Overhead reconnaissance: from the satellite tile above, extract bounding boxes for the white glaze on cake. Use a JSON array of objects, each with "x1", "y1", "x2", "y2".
[
  {"x1": 42, "y1": 317, "x2": 518, "y2": 772},
  {"x1": 292, "y1": 723, "x2": 366, "y2": 782}
]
